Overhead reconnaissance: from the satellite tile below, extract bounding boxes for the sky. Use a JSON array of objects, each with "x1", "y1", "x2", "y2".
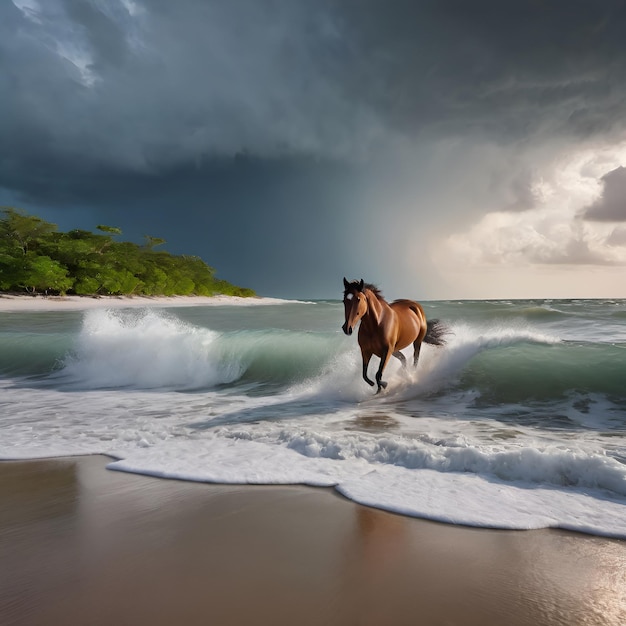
[{"x1": 2, "y1": 0, "x2": 626, "y2": 299}]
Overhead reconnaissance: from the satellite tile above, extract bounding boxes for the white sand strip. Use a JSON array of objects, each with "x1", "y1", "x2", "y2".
[{"x1": 0, "y1": 294, "x2": 301, "y2": 312}]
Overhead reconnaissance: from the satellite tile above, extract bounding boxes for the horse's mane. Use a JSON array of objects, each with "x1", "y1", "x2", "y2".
[
  {"x1": 345, "y1": 279, "x2": 385, "y2": 302},
  {"x1": 363, "y1": 282, "x2": 385, "y2": 300}
]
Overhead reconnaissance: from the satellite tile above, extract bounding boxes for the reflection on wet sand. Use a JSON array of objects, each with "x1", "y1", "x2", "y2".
[
  {"x1": 0, "y1": 460, "x2": 79, "y2": 625},
  {"x1": 0, "y1": 457, "x2": 624, "y2": 626},
  {"x1": 346, "y1": 503, "x2": 626, "y2": 625},
  {"x1": 345, "y1": 412, "x2": 400, "y2": 431}
]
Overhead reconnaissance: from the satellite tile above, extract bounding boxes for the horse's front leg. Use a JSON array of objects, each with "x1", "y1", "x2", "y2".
[
  {"x1": 361, "y1": 349, "x2": 375, "y2": 387},
  {"x1": 375, "y1": 348, "x2": 391, "y2": 393}
]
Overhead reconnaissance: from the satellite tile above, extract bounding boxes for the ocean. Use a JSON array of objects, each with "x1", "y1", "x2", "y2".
[{"x1": 1, "y1": 298, "x2": 625, "y2": 538}]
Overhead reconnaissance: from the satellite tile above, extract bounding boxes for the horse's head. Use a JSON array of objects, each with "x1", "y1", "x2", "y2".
[{"x1": 342, "y1": 277, "x2": 367, "y2": 335}]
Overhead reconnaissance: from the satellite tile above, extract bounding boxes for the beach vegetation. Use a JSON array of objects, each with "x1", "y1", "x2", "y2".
[{"x1": 0, "y1": 207, "x2": 255, "y2": 297}]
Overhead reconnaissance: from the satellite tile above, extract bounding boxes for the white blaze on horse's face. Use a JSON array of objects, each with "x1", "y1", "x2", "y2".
[{"x1": 342, "y1": 290, "x2": 367, "y2": 336}]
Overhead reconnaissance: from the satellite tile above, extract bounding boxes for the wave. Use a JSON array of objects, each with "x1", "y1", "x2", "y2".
[
  {"x1": 0, "y1": 332, "x2": 73, "y2": 377},
  {"x1": 4, "y1": 308, "x2": 626, "y2": 409},
  {"x1": 377, "y1": 322, "x2": 626, "y2": 405},
  {"x1": 385, "y1": 323, "x2": 561, "y2": 398},
  {"x1": 54, "y1": 308, "x2": 347, "y2": 390},
  {"x1": 106, "y1": 422, "x2": 626, "y2": 536},
  {"x1": 479, "y1": 303, "x2": 569, "y2": 320},
  {"x1": 428, "y1": 298, "x2": 626, "y2": 325},
  {"x1": 229, "y1": 424, "x2": 626, "y2": 496},
  {"x1": 459, "y1": 342, "x2": 626, "y2": 403}
]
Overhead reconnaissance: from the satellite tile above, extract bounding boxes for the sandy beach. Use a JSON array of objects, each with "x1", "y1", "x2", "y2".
[
  {"x1": 0, "y1": 293, "x2": 295, "y2": 312},
  {"x1": 0, "y1": 456, "x2": 624, "y2": 626}
]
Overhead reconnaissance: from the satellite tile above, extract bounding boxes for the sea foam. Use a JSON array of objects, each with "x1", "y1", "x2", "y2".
[
  {"x1": 105, "y1": 422, "x2": 626, "y2": 537},
  {"x1": 58, "y1": 308, "x2": 240, "y2": 389}
]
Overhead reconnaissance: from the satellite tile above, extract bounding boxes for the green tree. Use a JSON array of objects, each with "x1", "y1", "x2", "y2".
[
  {"x1": 18, "y1": 254, "x2": 73, "y2": 294},
  {"x1": 0, "y1": 208, "x2": 255, "y2": 297},
  {"x1": 73, "y1": 275, "x2": 101, "y2": 295},
  {"x1": 1, "y1": 207, "x2": 57, "y2": 255},
  {"x1": 0, "y1": 255, "x2": 20, "y2": 290},
  {"x1": 143, "y1": 235, "x2": 167, "y2": 250},
  {"x1": 96, "y1": 225, "x2": 122, "y2": 236}
]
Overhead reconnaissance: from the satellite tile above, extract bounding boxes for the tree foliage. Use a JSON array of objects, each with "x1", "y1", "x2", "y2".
[{"x1": 0, "y1": 207, "x2": 255, "y2": 297}]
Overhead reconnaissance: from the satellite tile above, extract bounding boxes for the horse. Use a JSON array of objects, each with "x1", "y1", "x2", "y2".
[{"x1": 342, "y1": 278, "x2": 447, "y2": 393}]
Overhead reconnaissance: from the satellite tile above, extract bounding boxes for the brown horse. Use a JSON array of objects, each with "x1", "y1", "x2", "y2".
[{"x1": 342, "y1": 278, "x2": 447, "y2": 393}]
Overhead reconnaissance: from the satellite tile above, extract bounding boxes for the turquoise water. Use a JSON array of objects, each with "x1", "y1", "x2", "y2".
[{"x1": 1, "y1": 299, "x2": 625, "y2": 536}]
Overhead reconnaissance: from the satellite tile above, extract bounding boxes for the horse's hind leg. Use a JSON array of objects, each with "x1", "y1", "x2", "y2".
[
  {"x1": 412, "y1": 340, "x2": 422, "y2": 367},
  {"x1": 393, "y1": 351, "x2": 407, "y2": 368}
]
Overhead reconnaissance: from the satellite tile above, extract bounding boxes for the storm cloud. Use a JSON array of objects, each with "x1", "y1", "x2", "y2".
[
  {"x1": 583, "y1": 166, "x2": 626, "y2": 221},
  {"x1": 3, "y1": 0, "x2": 626, "y2": 297}
]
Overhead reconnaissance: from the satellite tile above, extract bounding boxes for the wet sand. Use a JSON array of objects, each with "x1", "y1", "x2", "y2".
[{"x1": 1, "y1": 456, "x2": 625, "y2": 626}]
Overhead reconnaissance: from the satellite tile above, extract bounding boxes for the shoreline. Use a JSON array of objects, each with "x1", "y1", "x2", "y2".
[
  {"x1": 0, "y1": 293, "x2": 299, "y2": 312},
  {"x1": 1, "y1": 456, "x2": 625, "y2": 626}
]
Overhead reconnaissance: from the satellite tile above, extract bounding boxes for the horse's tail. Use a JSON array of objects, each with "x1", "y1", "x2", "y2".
[{"x1": 424, "y1": 318, "x2": 449, "y2": 346}]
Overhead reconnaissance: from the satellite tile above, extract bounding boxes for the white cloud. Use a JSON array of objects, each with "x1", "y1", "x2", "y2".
[
  {"x1": 427, "y1": 141, "x2": 626, "y2": 297},
  {"x1": 119, "y1": 0, "x2": 144, "y2": 17}
]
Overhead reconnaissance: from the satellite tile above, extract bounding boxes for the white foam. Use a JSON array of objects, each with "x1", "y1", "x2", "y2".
[
  {"x1": 1, "y1": 378, "x2": 624, "y2": 538},
  {"x1": 309, "y1": 320, "x2": 562, "y2": 403},
  {"x1": 106, "y1": 425, "x2": 626, "y2": 537},
  {"x1": 57, "y1": 309, "x2": 243, "y2": 389}
]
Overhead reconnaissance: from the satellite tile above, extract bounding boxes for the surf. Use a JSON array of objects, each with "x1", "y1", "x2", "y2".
[
  {"x1": 54, "y1": 308, "x2": 348, "y2": 391},
  {"x1": 1, "y1": 299, "x2": 625, "y2": 538}
]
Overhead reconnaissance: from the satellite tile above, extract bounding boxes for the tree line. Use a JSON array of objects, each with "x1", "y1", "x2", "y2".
[{"x1": 0, "y1": 208, "x2": 255, "y2": 297}]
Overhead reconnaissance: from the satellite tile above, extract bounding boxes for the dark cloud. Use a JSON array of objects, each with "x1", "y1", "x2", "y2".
[
  {"x1": 3, "y1": 153, "x2": 365, "y2": 297},
  {"x1": 333, "y1": 0, "x2": 626, "y2": 140},
  {"x1": 3, "y1": 0, "x2": 626, "y2": 296},
  {"x1": 63, "y1": 0, "x2": 131, "y2": 69},
  {"x1": 4, "y1": 0, "x2": 626, "y2": 172},
  {"x1": 583, "y1": 166, "x2": 626, "y2": 222}
]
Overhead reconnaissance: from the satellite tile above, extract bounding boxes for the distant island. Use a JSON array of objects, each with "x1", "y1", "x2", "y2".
[{"x1": 0, "y1": 207, "x2": 255, "y2": 298}]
